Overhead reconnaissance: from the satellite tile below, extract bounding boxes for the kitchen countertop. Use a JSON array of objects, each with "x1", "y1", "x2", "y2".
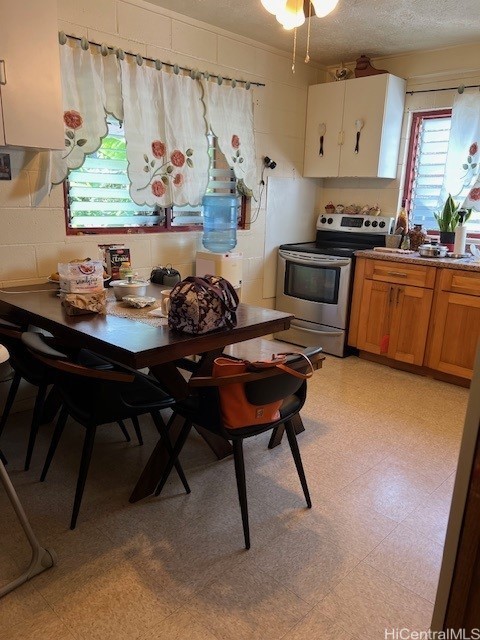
[{"x1": 355, "y1": 249, "x2": 480, "y2": 272}]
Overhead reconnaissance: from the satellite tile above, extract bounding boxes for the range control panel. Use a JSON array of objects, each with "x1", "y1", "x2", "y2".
[{"x1": 316, "y1": 214, "x2": 395, "y2": 234}]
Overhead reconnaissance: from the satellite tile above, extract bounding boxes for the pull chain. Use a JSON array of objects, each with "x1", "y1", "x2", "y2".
[
  {"x1": 292, "y1": 27, "x2": 297, "y2": 74},
  {"x1": 305, "y1": 1, "x2": 312, "y2": 63}
]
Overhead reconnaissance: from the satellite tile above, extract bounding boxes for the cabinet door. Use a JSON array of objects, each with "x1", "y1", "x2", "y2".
[
  {"x1": 0, "y1": 0, "x2": 63, "y2": 149},
  {"x1": 427, "y1": 292, "x2": 480, "y2": 379},
  {"x1": 388, "y1": 285, "x2": 433, "y2": 366},
  {"x1": 340, "y1": 75, "x2": 390, "y2": 178},
  {"x1": 303, "y1": 82, "x2": 344, "y2": 177},
  {"x1": 356, "y1": 279, "x2": 394, "y2": 355}
]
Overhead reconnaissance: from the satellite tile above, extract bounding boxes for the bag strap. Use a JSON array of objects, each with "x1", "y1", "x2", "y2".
[{"x1": 246, "y1": 352, "x2": 314, "y2": 380}]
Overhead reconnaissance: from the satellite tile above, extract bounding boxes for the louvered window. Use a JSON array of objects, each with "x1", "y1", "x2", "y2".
[
  {"x1": 405, "y1": 111, "x2": 452, "y2": 230},
  {"x1": 65, "y1": 119, "x2": 244, "y2": 234}
]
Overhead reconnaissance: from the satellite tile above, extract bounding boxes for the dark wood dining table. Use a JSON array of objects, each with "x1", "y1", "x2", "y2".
[{"x1": 0, "y1": 282, "x2": 294, "y2": 500}]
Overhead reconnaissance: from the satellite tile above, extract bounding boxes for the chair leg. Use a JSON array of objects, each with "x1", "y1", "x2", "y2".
[
  {"x1": 24, "y1": 383, "x2": 48, "y2": 471},
  {"x1": 0, "y1": 371, "x2": 21, "y2": 440},
  {"x1": 0, "y1": 449, "x2": 7, "y2": 465},
  {"x1": 40, "y1": 406, "x2": 68, "y2": 482},
  {"x1": 150, "y1": 412, "x2": 190, "y2": 494},
  {"x1": 70, "y1": 426, "x2": 97, "y2": 530},
  {"x1": 130, "y1": 415, "x2": 143, "y2": 446},
  {"x1": 117, "y1": 420, "x2": 131, "y2": 442},
  {"x1": 154, "y1": 420, "x2": 192, "y2": 497},
  {"x1": 285, "y1": 420, "x2": 312, "y2": 509},
  {"x1": 232, "y1": 439, "x2": 250, "y2": 550}
]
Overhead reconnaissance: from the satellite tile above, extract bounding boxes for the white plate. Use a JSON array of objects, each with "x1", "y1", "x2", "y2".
[{"x1": 122, "y1": 295, "x2": 156, "y2": 308}]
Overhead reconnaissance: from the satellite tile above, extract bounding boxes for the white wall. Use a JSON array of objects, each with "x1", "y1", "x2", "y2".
[
  {"x1": 317, "y1": 43, "x2": 480, "y2": 219},
  {"x1": 0, "y1": 0, "x2": 324, "y2": 307}
]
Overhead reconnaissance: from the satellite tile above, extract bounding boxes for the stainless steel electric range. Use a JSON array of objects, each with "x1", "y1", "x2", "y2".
[{"x1": 274, "y1": 213, "x2": 396, "y2": 356}]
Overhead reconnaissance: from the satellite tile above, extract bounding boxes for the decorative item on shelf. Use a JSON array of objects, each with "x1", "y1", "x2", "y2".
[
  {"x1": 408, "y1": 224, "x2": 427, "y2": 251},
  {"x1": 325, "y1": 201, "x2": 335, "y2": 215},
  {"x1": 354, "y1": 55, "x2": 388, "y2": 78},
  {"x1": 345, "y1": 204, "x2": 360, "y2": 214},
  {"x1": 333, "y1": 65, "x2": 351, "y2": 81},
  {"x1": 368, "y1": 204, "x2": 381, "y2": 216},
  {"x1": 335, "y1": 204, "x2": 345, "y2": 214}
]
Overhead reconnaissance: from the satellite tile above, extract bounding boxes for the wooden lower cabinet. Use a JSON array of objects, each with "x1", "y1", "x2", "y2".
[
  {"x1": 427, "y1": 291, "x2": 480, "y2": 378},
  {"x1": 350, "y1": 258, "x2": 480, "y2": 382},
  {"x1": 356, "y1": 279, "x2": 432, "y2": 365}
]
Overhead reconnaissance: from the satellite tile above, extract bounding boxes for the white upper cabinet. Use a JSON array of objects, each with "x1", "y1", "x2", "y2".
[
  {"x1": 0, "y1": 0, "x2": 64, "y2": 149},
  {"x1": 303, "y1": 74, "x2": 406, "y2": 179}
]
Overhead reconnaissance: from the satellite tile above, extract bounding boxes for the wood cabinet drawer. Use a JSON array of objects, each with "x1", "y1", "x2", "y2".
[
  {"x1": 364, "y1": 259, "x2": 436, "y2": 288},
  {"x1": 438, "y1": 268, "x2": 480, "y2": 296}
]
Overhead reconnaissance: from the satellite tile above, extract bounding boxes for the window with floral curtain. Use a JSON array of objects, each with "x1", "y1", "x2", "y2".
[
  {"x1": 202, "y1": 79, "x2": 257, "y2": 197},
  {"x1": 440, "y1": 92, "x2": 480, "y2": 233},
  {"x1": 48, "y1": 39, "x2": 257, "y2": 234}
]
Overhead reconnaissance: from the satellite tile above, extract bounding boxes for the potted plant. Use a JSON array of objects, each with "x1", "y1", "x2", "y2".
[{"x1": 434, "y1": 194, "x2": 460, "y2": 249}]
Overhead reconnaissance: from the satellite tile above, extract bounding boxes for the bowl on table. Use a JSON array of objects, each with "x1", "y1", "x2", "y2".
[{"x1": 109, "y1": 279, "x2": 148, "y2": 301}]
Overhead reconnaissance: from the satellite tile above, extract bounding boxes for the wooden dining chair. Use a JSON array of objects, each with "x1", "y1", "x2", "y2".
[
  {"x1": 154, "y1": 346, "x2": 323, "y2": 549},
  {"x1": 22, "y1": 331, "x2": 190, "y2": 529}
]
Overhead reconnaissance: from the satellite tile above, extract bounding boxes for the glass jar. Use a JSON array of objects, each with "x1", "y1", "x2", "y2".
[{"x1": 408, "y1": 224, "x2": 427, "y2": 251}]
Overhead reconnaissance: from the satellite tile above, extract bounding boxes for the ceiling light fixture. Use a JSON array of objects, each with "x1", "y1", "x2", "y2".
[{"x1": 261, "y1": 0, "x2": 340, "y2": 72}]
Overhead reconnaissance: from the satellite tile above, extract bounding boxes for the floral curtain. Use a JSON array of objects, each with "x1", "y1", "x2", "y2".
[
  {"x1": 120, "y1": 59, "x2": 209, "y2": 206},
  {"x1": 51, "y1": 43, "x2": 120, "y2": 185},
  {"x1": 202, "y1": 80, "x2": 257, "y2": 194},
  {"x1": 440, "y1": 92, "x2": 480, "y2": 211}
]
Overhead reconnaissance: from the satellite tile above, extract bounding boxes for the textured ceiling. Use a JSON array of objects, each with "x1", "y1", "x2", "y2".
[{"x1": 145, "y1": 0, "x2": 480, "y2": 66}]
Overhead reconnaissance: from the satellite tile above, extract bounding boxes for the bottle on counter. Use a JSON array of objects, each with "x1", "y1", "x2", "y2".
[
  {"x1": 400, "y1": 234, "x2": 411, "y2": 250},
  {"x1": 119, "y1": 261, "x2": 133, "y2": 281},
  {"x1": 396, "y1": 200, "x2": 409, "y2": 234},
  {"x1": 453, "y1": 210, "x2": 468, "y2": 255}
]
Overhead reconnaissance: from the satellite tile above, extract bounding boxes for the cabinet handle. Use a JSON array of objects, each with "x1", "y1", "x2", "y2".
[
  {"x1": 387, "y1": 271, "x2": 407, "y2": 277},
  {"x1": 0, "y1": 60, "x2": 6, "y2": 85}
]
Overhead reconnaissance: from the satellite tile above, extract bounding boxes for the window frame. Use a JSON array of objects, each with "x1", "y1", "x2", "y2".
[
  {"x1": 402, "y1": 108, "x2": 452, "y2": 233},
  {"x1": 63, "y1": 124, "x2": 247, "y2": 236}
]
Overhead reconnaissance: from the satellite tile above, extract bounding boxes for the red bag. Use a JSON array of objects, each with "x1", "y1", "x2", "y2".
[{"x1": 212, "y1": 354, "x2": 313, "y2": 430}]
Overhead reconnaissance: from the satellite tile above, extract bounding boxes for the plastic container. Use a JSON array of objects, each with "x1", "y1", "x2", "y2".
[{"x1": 202, "y1": 194, "x2": 239, "y2": 253}]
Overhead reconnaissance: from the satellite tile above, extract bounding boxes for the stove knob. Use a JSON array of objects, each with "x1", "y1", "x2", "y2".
[
  {"x1": 327, "y1": 217, "x2": 333, "y2": 224},
  {"x1": 320, "y1": 217, "x2": 327, "y2": 224},
  {"x1": 364, "y1": 220, "x2": 371, "y2": 227},
  {"x1": 379, "y1": 221, "x2": 386, "y2": 228},
  {"x1": 372, "y1": 220, "x2": 378, "y2": 228}
]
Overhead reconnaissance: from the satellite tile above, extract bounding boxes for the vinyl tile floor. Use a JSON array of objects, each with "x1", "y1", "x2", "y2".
[{"x1": 0, "y1": 342, "x2": 468, "y2": 640}]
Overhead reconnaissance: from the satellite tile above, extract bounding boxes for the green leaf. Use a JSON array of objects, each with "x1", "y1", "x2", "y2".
[
  {"x1": 150, "y1": 160, "x2": 155, "y2": 167},
  {"x1": 468, "y1": 156, "x2": 472, "y2": 163},
  {"x1": 143, "y1": 154, "x2": 149, "y2": 163},
  {"x1": 161, "y1": 176, "x2": 169, "y2": 185},
  {"x1": 166, "y1": 165, "x2": 173, "y2": 173},
  {"x1": 232, "y1": 157, "x2": 237, "y2": 163},
  {"x1": 66, "y1": 130, "x2": 75, "y2": 139},
  {"x1": 463, "y1": 164, "x2": 469, "y2": 170},
  {"x1": 186, "y1": 148, "x2": 193, "y2": 157},
  {"x1": 186, "y1": 157, "x2": 193, "y2": 168},
  {"x1": 77, "y1": 139, "x2": 87, "y2": 147},
  {"x1": 236, "y1": 150, "x2": 240, "y2": 157},
  {"x1": 65, "y1": 139, "x2": 71, "y2": 146},
  {"x1": 238, "y1": 157, "x2": 244, "y2": 163},
  {"x1": 472, "y1": 163, "x2": 477, "y2": 169},
  {"x1": 143, "y1": 166, "x2": 150, "y2": 172}
]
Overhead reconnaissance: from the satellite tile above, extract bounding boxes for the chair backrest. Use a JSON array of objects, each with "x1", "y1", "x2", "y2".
[
  {"x1": 22, "y1": 332, "x2": 137, "y2": 425},
  {"x1": 0, "y1": 320, "x2": 52, "y2": 384}
]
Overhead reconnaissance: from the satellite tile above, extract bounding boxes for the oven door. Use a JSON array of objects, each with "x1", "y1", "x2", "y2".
[{"x1": 275, "y1": 249, "x2": 352, "y2": 330}]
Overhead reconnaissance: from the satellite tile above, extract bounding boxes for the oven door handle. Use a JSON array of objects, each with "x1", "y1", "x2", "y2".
[
  {"x1": 279, "y1": 251, "x2": 350, "y2": 268},
  {"x1": 291, "y1": 323, "x2": 344, "y2": 337}
]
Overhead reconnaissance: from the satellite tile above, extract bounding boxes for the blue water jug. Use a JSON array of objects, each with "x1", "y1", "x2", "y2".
[{"x1": 202, "y1": 194, "x2": 239, "y2": 253}]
